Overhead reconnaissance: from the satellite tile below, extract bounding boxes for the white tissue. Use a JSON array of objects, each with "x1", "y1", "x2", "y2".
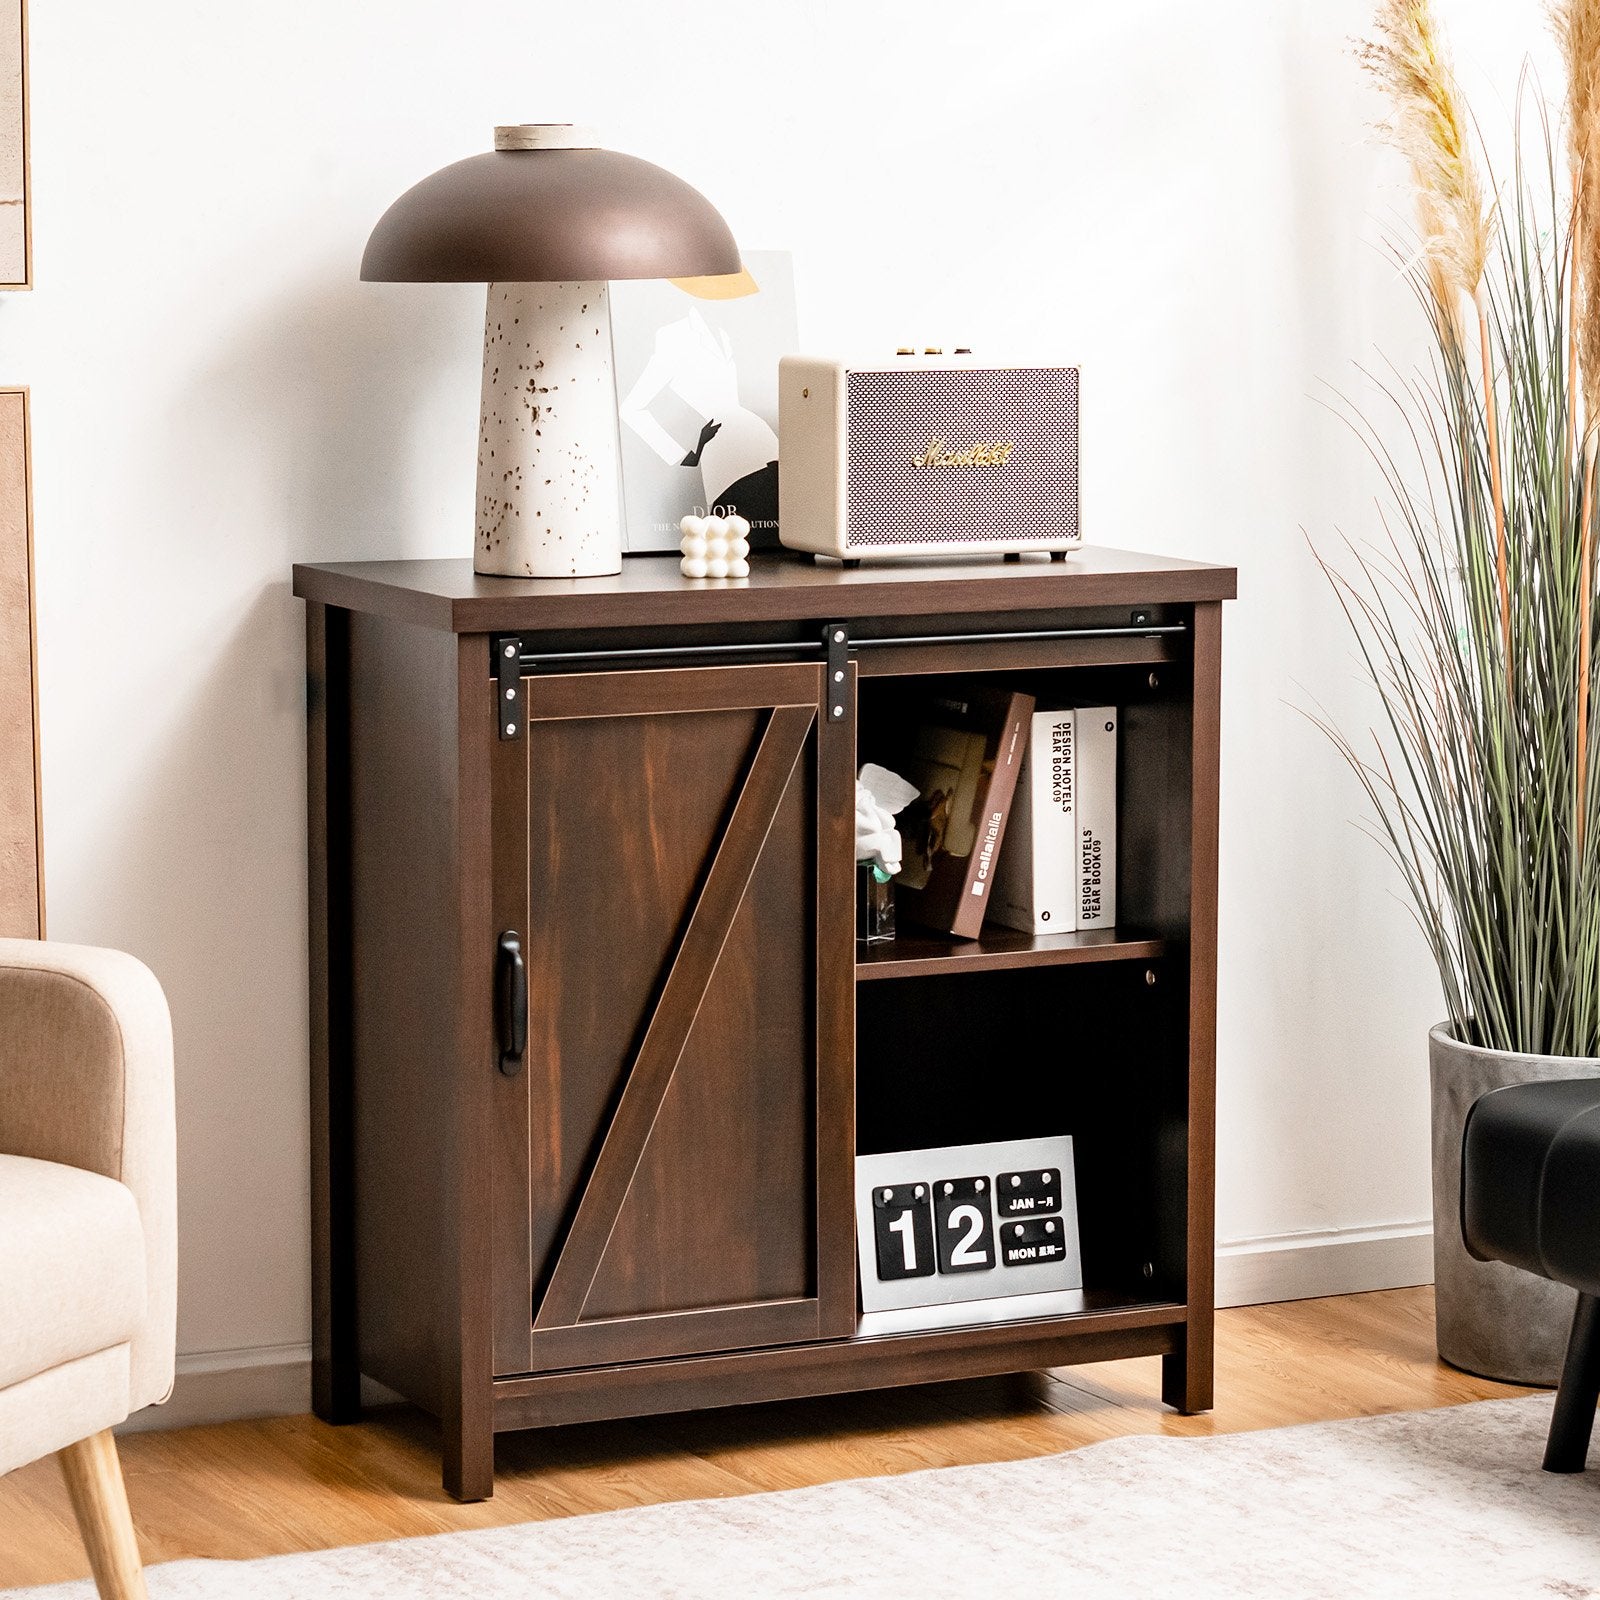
[{"x1": 855, "y1": 762, "x2": 921, "y2": 875}]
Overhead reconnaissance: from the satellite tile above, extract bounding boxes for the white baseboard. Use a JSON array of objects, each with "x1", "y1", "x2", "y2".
[
  {"x1": 1215, "y1": 1220, "x2": 1434, "y2": 1308},
  {"x1": 117, "y1": 1223, "x2": 1437, "y2": 1433},
  {"x1": 119, "y1": 1342, "x2": 311, "y2": 1434}
]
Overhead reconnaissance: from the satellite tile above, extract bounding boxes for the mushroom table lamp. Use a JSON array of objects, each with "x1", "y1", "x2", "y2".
[{"x1": 362, "y1": 125, "x2": 740, "y2": 578}]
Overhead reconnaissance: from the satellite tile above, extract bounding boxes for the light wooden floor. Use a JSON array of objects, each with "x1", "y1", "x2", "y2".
[{"x1": 0, "y1": 1287, "x2": 1531, "y2": 1589}]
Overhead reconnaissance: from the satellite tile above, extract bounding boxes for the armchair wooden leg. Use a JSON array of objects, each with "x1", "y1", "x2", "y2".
[{"x1": 56, "y1": 1430, "x2": 148, "y2": 1600}]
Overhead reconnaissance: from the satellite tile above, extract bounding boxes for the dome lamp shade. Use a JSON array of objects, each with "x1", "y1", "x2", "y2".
[{"x1": 362, "y1": 126, "x2": 742, "y2": 578}]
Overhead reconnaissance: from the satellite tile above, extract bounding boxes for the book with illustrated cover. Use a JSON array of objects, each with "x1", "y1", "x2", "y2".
[
  {"x1": 895, "y1": 687, "x2": 1035, "y2": 939},
  {"x1": 1075, "y1": 707, "x2": 1118, "y2": 928},
  {"x1": 609, "y1": 251, "x2": 796, "y2": 552},
  {"x1": 988, "y1": 709, "x2": 1078, "y2": 935}
]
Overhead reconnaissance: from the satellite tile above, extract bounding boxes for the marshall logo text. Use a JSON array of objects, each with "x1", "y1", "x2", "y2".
[{"x1": 911, "y1": 436, "x2": 1017, "y2": 468}]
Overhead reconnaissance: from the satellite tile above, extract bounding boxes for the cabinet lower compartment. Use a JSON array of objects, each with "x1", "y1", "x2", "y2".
[{"x1": 490, "y1": 1303, "x2": 1189, "y2": 1432}]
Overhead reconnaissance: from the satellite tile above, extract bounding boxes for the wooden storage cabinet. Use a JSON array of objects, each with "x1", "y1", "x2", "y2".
[{"x1": 295, "y1": 550, "x2": 1234, "y2": 1501}]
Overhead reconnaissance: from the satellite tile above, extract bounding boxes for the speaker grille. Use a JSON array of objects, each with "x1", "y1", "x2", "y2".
[{"x1": 844, "y1": 367, "x2": 1079, "y2": 548}]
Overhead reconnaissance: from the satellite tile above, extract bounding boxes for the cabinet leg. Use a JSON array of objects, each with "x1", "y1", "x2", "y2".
[
  {"x1": 311, "y1": 1345, "x2": 361, "y2": 1425},
  {"x1": 443, "y1": 1414, "x2": 496, "y2": 1502},
  {"x1": 1162, "y1": 1328, "x2": 1214, "y2": 1415},
  {"x1": 308, "y1": 1037, "x2": 361, "y2": 1428}
]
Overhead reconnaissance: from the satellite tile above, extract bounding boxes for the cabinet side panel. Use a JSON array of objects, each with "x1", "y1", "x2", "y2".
[
  {"x1": 347, "y1": 613, "x2": 467, "y2": 1416},
  {"x1": 1166, "y1": 601, "x2": 1221, "y2": 1410}
]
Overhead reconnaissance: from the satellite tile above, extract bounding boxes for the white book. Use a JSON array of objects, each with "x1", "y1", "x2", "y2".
[
  {"x1": 987, "y1": 710, "x2": 1077, "y2": 934},
  {"x1": 1075, "y1": 707, "x2": 1118, "y2": 929}
]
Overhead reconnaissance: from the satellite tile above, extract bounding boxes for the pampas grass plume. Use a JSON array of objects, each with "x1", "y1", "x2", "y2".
[
  {"x1": 1358, "y1": 0, "x2": 1494, "y2": 322},
  {"x1": 1555, "y1": 0, "x2": 1600, "y2": 427}
]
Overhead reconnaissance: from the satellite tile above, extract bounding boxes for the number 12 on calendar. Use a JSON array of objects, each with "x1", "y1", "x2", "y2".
[{"x1": 872, "y1": 1177, "x2": 996, "y2": 1281}]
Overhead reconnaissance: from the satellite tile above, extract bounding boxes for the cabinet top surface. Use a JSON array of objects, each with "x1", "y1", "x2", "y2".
[{"x1": 292, "y1": 546, "x2": 1236, "y2": 633}]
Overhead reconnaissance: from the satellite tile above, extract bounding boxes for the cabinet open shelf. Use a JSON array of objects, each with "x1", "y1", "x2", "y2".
[
  {"x1": 855, "y1": 956, "x2": 1182, "y2": 1343},
  {"x1": 850, "y1": 1287, "x2": 1185, "y2": 1343},
  {"x1": 857, "y1": 925, "x2": 1165, "y2": 981}
]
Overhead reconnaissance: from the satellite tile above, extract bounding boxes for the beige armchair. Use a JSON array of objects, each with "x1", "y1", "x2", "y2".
[{"x1": 0, "y1": 939, "x2": 176, "y2": 1600}]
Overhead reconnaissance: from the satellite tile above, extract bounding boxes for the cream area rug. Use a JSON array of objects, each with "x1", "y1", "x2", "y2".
[{"x1": 10, "y1": 1396, "x2": 1600, "y2": 1599}]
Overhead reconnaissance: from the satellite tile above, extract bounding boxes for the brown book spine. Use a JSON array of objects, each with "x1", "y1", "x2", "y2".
[{"x1": 948, "y1": 691, "x2": 1033, "y2": 938}]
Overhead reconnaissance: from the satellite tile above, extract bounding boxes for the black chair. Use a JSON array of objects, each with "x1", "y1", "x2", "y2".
[{"x1": 1461, "y1": 1078, "x2": 1600, "y2": 1472}]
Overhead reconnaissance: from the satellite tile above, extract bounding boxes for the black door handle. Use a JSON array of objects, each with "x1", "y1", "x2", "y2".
[{"x1": 496, "y1": 931, "x2": 527, "y2": 1077}]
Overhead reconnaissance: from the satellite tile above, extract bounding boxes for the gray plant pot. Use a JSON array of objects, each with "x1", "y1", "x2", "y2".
[{"x1": 1429, "y1": 1022, "x2": 1600, "y2": 1385}]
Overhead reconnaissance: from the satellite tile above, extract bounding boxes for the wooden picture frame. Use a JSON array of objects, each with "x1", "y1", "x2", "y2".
[
  {"x1": 0, "y1": 386, "x2": 41, "y2": 935},
  {"x1": 0, "y1": 0, "x2": 28, "y2": 290}
]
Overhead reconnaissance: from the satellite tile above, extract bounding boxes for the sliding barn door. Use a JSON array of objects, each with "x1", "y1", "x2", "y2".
[{"x1": 489, "y1": 660, "x2": 855, "y2": 1375}]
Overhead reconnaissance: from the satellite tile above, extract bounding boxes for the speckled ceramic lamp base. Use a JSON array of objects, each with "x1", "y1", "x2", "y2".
[{"x1": 475, "y1": 278, "x2": 623, "y2": 577}]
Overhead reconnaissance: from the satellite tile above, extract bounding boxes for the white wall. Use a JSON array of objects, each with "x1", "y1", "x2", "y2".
[{"x1": 1, "y1": 0, "x2": 1555, "y2": 1416}]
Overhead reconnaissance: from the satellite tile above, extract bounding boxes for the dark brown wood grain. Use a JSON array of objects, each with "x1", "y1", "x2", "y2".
[
  {"x1": 493, "y1": 1303, "x2": 1184, "y2": 1431},
  {"x1": 343, "y1": 613, "x2": 457, "y2": 1421},
  {"x1": 301, "y1": 549, "x2": 1228, "y2": 1498},
  {"x1": 516, "y1": 702, "x2": 760, "y2": 1336},
  {"x1": 526, "y1": 1299, "x2": 820, "y2": 1372},
  {"x1": 305, "y1": 601, "x2": 358, "y2": 1426},
  {"x1": 857, "y1": 926, "x2": 1167, "y2": 981},
  {"x1": 814, "y1": 663, "x2": 858, "y2": 1338},
  {"x1": 520, "y1": 661, "x2": 822, "y2": 720},
  {"x1": 574, "y1": 736, "x2": 817, "y2": 1327},
  {"x1": 292, "y1": 548, "x2": 1237, "y2": 635},
  {"x1": 532, "y1": 700, "x2": 816, "y2": 1330},
  {"x1": 1162, "y1": 600, "x2": 1222, "y2": 1415},
  {"x1": 443, "y1": 635, "x2": 498, "y2": 1502},
  {"x1": 488, "y1": 694, "x2": 533, "y2": 1378},
  {"x1": 856, "y1": 632, "x2": 1181, "y2": 679},
  {"x1": 335, "y1": 616, "x2": 501, "y2": 1499}
]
